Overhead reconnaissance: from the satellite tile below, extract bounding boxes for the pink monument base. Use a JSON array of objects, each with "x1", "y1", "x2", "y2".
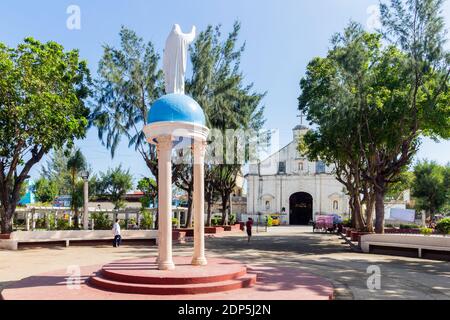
[{"x1": 1, "y1": 256, "x2": 334, "y2": 300}]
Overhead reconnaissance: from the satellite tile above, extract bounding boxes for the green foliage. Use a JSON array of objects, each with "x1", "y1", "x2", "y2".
[
  {"x1": 436, "y1": 218, "x2": 450, "y2": 235},
  {"x1": 34, "y1": 178, "x2": 58, "y2": 203},
  {"x1": 412, "y1": 160, "x2": 449, "y2": 217},
  {"x1": 172, "y1": 218, "x2": 179, "y2": 227},
  {"x1": 137, "y1": 177, "x2": 157, "y2": 208},
  {"x1": 40, "y1": 148, "x2": 73, "y2": 195},
  {"x1": 385, "y1": 171, "x2": 414, "y2": 200},
  {"x1": 47, "y1": 214, "x2": 56, "y2": 230},
  {"x1": 420, "y1": 227, "x2": 433, "y2": 235},
  {"x1": 266, "y1": 215, "x2": 273, "y2": 227},
  {"x1": 91, "y1": 26, "x2": 163, "y2": 160},
  {"x1": 342, "y1": 218, "x2": 352, "y2": 227},
  {"x1": 98, "y1": 165, "x2": 133, "y2": 209},
  {"x1": 188, "y1": 23, "x2": 266, "y2": 225},
  {"x1": 298, "y1": 0, "x2": 450, "y2": 234},
  {"x1": 56, "y1": 218, "x2": 71, "y2": 230},
  {"x1": 140, "y1": 210, "x2": 153, "y2": 230},
  {"x1": 399, "y1": 224, "x2": 420, "y2": 229},
  {"x1": 0, "y1": 38, "x2": 91, "y2": 233},
  {"x1": 229, "y1": 214, "x2": 237, "y2": 225},
  {"x1": 91, "y1": 212, "x2": 112, "y2": 230},
  {"x1": 211, "y1": 215, "x2": 222, "y2": 226}
]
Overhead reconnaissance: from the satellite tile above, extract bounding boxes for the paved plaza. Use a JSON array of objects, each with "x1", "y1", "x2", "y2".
[{"x1": 1, "y1": 226, "x2": 449, "y2": 300}]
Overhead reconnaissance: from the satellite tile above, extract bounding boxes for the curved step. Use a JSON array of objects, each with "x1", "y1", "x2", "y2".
[
  {"x1": 101, "y1": 266, "x2": 247, "y2": 285},
  {"x1": 89, "y1": 273, "x2": 257, "y2": 295},
  {"x1": 99, "y1": 257, "x2": 248, "y2": 285}
]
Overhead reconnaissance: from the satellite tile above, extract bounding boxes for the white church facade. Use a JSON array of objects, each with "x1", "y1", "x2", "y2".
[{"x1": 246, "y1": 125, "x2": 349, "y2": 225}]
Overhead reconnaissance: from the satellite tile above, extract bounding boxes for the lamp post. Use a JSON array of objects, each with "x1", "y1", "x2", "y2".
[{"x1": 81, "y1": 171, "x2": 89, "y2": 230}]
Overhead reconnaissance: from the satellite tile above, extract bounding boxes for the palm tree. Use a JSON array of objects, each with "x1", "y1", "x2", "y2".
[{"x1": 67, "y1": 148, "x2": 87, "y2": 228}]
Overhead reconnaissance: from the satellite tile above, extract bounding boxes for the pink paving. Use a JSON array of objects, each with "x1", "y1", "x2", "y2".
[{"x1": 1, "y1": 256, "x2": 334, "y2": 300}]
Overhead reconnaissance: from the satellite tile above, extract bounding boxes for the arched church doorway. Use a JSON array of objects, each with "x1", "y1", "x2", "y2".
[{"x1": 289, "y1": 192, "x2": 313, "y2": 225}]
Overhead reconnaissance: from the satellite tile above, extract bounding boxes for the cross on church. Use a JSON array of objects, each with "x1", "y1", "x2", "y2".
[{"x1": 297, "y1": 110, "x2": 306, "y2": 125}]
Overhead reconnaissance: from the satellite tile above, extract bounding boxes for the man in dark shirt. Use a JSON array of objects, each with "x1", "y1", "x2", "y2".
[{"x1": 246, "y1": 218, "x2": 254, "y2": 243}]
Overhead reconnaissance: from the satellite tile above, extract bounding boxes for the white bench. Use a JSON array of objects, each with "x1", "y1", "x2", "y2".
[
  {"x1": 360, "y1": 234, "x2": 450, "y2": 258},
  {"x1": 0, "y1": 230, "x2": 158, "y2": 250}
]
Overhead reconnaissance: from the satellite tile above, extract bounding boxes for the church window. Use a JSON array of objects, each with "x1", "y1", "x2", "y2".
[
  {"x1": 278, "y1": 161, "x2": 286, "y2": 174},
  {"x1": 333, "y1": 200, "x2": 339, "y2": 210}
]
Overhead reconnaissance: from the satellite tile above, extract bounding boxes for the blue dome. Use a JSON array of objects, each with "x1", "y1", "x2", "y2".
[{"x1": 148, "y1": 94, "x2": 206, "y2": 126}]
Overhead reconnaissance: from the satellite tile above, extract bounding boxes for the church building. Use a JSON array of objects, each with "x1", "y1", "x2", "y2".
[{"x1": 246, "y1": 125, "x2": 349, "y2": 225}]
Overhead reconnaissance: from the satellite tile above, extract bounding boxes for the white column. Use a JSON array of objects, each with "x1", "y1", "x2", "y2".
[
  {"x1": 31, "y1": 209, "x2": 36, "y2": 230},
  {"x1": 25, "y1": 211, "x2": 30, "y2": 231},
  {"x1": 83, "y1": 178, "x2": 89, "y2": 230},
  {"x1": 192, "y1": 140, "x2": 207, "y2": 266},
  {"x1": 157, "y1": 135, "x2": 175, "y2": 270}
]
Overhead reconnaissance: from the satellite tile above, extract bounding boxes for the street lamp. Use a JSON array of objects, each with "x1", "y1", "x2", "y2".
[{"x1": 80, "y1": 171, "x2": 89, "y2": 230}]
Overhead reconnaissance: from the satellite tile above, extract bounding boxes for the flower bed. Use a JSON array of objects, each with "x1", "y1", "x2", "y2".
[
  {"x1": 174, "y1": 228, "x2": 194, "y2": 237},
  {"x1": 384, "y1": 228, "x2": 421, "y2": 234},
  {"x1": 350, "y1": 231, "x2": 373, "y2": 242},
  {"x1": 205, "y1": 226, "x2": 225, "y2": 234},
  {"x1": 346, "y1": 229, "x2": 354, "y2": 237},
  {"x1": 222, "y1": 224, "x2": 241, "y2": 231}
]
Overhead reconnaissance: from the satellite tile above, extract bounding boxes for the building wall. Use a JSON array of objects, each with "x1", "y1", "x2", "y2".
[{"x1": 246, "y1": 127, "x2": 349, "y2": 224}]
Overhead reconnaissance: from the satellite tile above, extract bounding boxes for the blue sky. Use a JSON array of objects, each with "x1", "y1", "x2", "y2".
[{"x1": 1, "y1": 0, "x2": 449, "y2": 185}]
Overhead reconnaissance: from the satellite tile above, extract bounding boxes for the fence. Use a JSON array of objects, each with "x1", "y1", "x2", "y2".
[{"x1": 11, "y1": 207, "x2": 189, "y2": 231}]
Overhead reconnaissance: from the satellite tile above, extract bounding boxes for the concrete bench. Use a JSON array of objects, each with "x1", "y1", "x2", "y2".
[
  {"x1": 360, "y1": 234, "x2": 450, "y2": 259},
  {"x1": 0, "y1": 230, "x2": 158, "y2": 250}
]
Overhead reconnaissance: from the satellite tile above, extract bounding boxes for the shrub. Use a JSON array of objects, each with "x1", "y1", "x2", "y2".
[
  {"x1": 35, "y1": 218, "x2": 46, "y2": 229},
  {"x1": 342, "y1": 218, "x2": 352, "y2": 227},
  {"x1": 399, "y1": 224, "x2": 420, "y2": 229},
  {"x1": 140, "y1": 210, "x2": 153, "y2": 230},
  {"x1": 172, "y1": 218, "x2": 179, "y2": 227},
  {"x1": 229, "y1": 214, "x2": 236, "y2": 225},
  {"x1": 266, "y1": 215, "x2": 273, "y2": 227},
  {"x1": 211, "y1": 216, "x2": 221, "y2": 226},
  {"x1": 385, "y1": 223, "x2": 394, "y2": 228},
  {"x1": 91, "y1": 212, "x2": 112, "y2": 230},
  {"x1": 436, "y1": 218, "x2": 450, "y2": 235},
  {"x1": 420, "y1": 227, "x2": 433, "y2": 235},
  {"x1": 56, "y1": 218, "x2": 71, "y2": 230}
]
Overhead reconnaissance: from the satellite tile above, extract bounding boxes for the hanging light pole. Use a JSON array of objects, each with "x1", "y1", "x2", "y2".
[{"x1": 81, "y1": 171, "x2": 90, "y2": 230}]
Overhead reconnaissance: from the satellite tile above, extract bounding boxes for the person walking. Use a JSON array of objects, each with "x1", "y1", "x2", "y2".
[
  {"x1": 246, "y1": 217, "x2": 254, "y2": 243},
  {"x1": 112, "y1": 219, "x2": 122, "y2": 248}
]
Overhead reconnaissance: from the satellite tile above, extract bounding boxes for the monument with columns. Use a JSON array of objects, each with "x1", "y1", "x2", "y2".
[{"x1": 143, "y1": 24, "x2": 208, "y2": 270}]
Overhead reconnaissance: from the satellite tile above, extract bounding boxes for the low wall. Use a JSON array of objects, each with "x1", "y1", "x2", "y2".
[
  {"x1": 0, "y1": 230, "x2": 158, "y2": 251},
  {"x1": 360, "y1": 234, "x2": 450, "y2": 260}
]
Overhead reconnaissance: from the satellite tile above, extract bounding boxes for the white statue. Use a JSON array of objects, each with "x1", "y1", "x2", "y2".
[{"x1": 163, "y1": 24, "x2": 196, "y2": 95}]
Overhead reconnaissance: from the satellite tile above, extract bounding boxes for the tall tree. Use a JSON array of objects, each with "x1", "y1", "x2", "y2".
[
  {"x1": 98, "y1": 165, "x2": 133, "y2": 210},
  {"x1": 298, "y1": 23, "x2": 381, "y2": 231},
  {"x1": 137, "y1": 177, "x2": 157, "y2": 208},
  {"x1": 67, "y1": 148, "x2": 87, "y2": 228},
  {"x1": 412, "y1": 160, "x2": 449, "y2": 218},
  {"x1": 204, "y1": 164, "x2": 220, "y2": 226},
  {"x1": 173, "y1": 148, "x2": 194, "y2": 228},
  {"x1": 187, "y1": 22, "x2": 266, "y2": 224},
  {"x1": 365, "y1": 0, "x2": 450, "y2": 232},
  {"x1": 0, "y1": 38, "x2": 91, "y2": 234},
  {"x1": 41, "y1": 148, "x2": 73, "y2": 195},
  {"x1": 91, "y1": 26, "x2": 163, "y2": 175},
  {"x1": 34, "y1": 177, "x2": 59, "y2": 203}
]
